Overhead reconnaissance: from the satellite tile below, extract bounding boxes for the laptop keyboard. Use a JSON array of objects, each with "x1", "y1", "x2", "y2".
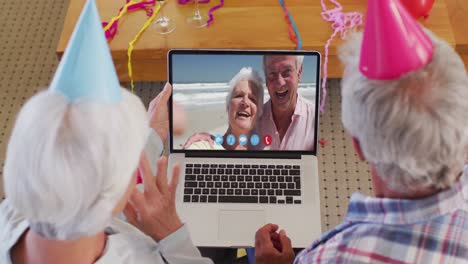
[{"x1": 183, "y1": 163, "x2": 302, "y2": 204}]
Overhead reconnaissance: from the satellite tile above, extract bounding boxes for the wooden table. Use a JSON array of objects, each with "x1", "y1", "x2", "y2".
[
  {"x1": 57, "y1": 0, "x2": 455, "y2": 82},
  {"x1": 445, "y1": 0, "x2": 468, "y2": 70}
]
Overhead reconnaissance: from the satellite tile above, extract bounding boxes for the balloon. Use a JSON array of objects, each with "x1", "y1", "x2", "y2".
[{"x1": 399, "y1": 0, "x2": 435, "y2": 19}]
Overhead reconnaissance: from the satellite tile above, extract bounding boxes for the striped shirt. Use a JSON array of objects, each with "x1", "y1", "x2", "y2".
[{"x1": 295, "y1": 167, "x2": 468, "y2": 263}]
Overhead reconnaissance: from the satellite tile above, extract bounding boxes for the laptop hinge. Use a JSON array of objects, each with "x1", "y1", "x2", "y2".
[{"x1": 184, "y1": 152, "x2": 302, "y2": 159}]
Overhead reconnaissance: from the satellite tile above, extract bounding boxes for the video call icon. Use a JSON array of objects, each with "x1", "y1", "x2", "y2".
[
  {"x1": 214, "y1": 134, "x2": 224, "y2": 145},
  {"x1": 238, "y1": 134, "x2": 248, "y2": 146},
  {"x1": 263, "y1": 135, "x2": 272, "y2": 146},
  {"x1": 250, "y1": 134, "x2": 260, "y2": 146},
  {"x1": 226, "y1": 134, "x2": 236, "y2": 146}
]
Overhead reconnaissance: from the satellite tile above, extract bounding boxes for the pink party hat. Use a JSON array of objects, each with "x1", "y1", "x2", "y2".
[{"x1": 359, "y1": 0, "x2": 434, "y2": 80}]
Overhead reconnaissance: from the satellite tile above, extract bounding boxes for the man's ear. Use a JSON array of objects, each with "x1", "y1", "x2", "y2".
[
  {"x1": 297, "y1": 65, "x2": 303, "y2": 81},
  {"x1": 352, "y1": 137, "x2": 366, "y2": 161}
]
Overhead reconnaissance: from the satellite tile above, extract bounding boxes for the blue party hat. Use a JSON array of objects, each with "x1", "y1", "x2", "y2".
[{"x1": 49, "y1": 0, "x2": 121, "y2": 103}]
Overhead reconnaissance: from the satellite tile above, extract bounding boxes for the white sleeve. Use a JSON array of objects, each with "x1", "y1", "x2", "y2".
[
  {"x1": 142, "y1": 132, "x2": 212, "y2": 264},
  {"x1": 144, "y1": 129, "x2": 164, "y2": 175},
  {"x1": 157, "y1": 224, "x2": 214, "y2": 264}
]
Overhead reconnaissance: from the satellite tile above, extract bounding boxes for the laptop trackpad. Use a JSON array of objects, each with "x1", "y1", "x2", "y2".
[{"x1": 218, "y1": 210, "x2": 266, "y2": 243}]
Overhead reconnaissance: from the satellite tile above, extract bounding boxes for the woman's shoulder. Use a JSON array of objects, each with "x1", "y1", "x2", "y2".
[
  {"x1": 0, "y1": 199, "x2": 29, "y2": 264},
  {"x1": 96, "y1": 218, "x2": 163, "y2": 263},
  {"x1": 0, "y1": 199, "x2": 28, "y2": 240}
]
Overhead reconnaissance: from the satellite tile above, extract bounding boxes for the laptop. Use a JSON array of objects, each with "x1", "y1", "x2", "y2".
[{"x1": 167, "y1": 50, "x2": 322, "y2": 248}]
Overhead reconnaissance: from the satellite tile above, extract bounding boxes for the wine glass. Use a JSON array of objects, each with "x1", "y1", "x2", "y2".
[
  {"x1": 186, "y1": 0, "x2": 208, "y2": 28},
  {"x1": 152, "y1": 0, "x2": 176, "y2": 34}
]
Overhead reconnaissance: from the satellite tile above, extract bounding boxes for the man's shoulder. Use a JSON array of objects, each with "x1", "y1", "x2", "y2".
[
  {"x1": 256, "y1": 100, "x2": 273, "y2": 127},
  {"x1": 297, "y1": 95, "x2": 314, "y2": 109},
  {"x1": 297, "y1": 222, "x2": 398, "y2": 262},
  {"x1": 298, "y1": 215, "x2": 468, "y2": 263}
]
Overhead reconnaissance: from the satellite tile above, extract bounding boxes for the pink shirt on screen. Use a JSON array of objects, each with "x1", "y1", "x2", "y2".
[{"x1": 252, "y1": 95, "x2": 315, "y2": 151}]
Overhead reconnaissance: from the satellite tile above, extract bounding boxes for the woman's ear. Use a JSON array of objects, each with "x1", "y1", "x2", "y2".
[{"x1": 352, "y1": 137, "x2": 366, "y2": 161}]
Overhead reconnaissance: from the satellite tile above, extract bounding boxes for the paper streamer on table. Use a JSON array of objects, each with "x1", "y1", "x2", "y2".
[
  {"x1": 177, "y1": 0, "x2": 223, "y2": 26},
  {"x1": 128, "y1": 2, "x2": 162, "y2": 91},
  {"x1": 207, "y1": 0, "x2": 224, "y2": 25},
  {"x1": 320, "y1": 0, "x2": 363, "y2": 112},
  {"x1": 178, "y1": 0, "x2": 210, "y2": 4},
  {"x1": 103, "y1": 0, "x2": 156, "y2": 40},
  {"x1": 279, "y1": 0, "x2": 302, "y2": 50}
]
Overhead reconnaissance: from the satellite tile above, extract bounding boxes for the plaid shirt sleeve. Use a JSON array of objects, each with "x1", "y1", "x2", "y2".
[{"x1": 295, "y1": 169, "x2": 468, "y2": 264}]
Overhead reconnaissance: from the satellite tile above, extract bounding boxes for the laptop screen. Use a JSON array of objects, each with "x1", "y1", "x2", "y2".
[{"x1": 169, "y1": 50, "x2": 320, "y2": 155}]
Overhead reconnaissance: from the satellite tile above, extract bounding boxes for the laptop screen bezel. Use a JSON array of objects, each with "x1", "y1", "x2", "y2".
[{"x1": 168, "y1": 49, "x2": 321, "y2": 158}]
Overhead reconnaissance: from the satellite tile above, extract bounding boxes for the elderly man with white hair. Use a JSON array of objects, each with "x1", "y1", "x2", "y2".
[
  {"x1": 252, "y1": 54, "x2": 315, "y2": 151},
  {"x1": 0, "y1": 1, "x2": 212, "y2": 263},
  {"x1": 254, "y1": 1, "x2": 468, "y2": 263}
]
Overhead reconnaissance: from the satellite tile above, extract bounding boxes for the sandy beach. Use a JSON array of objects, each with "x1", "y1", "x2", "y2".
[{"x1": 173, "y1": 103, "x2": 229, "y2": 149}]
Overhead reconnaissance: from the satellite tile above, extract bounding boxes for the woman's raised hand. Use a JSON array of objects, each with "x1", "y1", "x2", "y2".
[{"x1": 124, "y1": 154, "x2": 182, "y2": 241}]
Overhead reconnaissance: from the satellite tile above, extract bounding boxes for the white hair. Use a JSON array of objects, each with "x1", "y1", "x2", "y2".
[
  {"x1": 4, "y1": 88, "x2": 148, "y2": 240},
  {"x1": 263, "y1": 55, "x2": 304, "y2": 73},
  {"x1": 226, "y1": 67, "x2": 265, "y2": 117},
  {"x1": 339, "y1": 30, "x2": 468, "y2": 193}
]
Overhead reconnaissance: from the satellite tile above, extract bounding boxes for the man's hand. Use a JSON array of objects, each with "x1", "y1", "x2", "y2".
[
  {"x1": 183, "y1": 132, "x2": 214, "y2": 149},
  {"x1": 255, "y1": 224, "x2": 295, "y2": 264},
  {"x1": 123, "y1": 154, "x2": 182, "y2": 241},
  {"x1": 148, "y1": 83, "x2": 186, "y2": 142}
]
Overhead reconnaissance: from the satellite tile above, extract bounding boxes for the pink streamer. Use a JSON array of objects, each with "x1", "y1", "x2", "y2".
[
  {"x1": 320, "y1": 0, "x2": 363, "y2": 113},
  {"x1": 279, "y1": 0, "x2": 302, "y2": 49},
  {"x1": 102, "y1": 0, "x2": 155, "y2": 40},
  {"x1": 178, "y1": 0, "x2": 210, "y2": 4},
  {"x1": 177, "y1": 0, "x2": 223, "y2": 26}
]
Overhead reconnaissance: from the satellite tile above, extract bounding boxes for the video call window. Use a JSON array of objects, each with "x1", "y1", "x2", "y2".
[{"x1": 170, "y1": 52, "x2": 319, "y2": 152}]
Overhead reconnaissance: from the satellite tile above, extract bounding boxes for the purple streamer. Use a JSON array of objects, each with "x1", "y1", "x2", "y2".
[{"x1": 207, "y1": 0, "x2": 224, "y2": 26}]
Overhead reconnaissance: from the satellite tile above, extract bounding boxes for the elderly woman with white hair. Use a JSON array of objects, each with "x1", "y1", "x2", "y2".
[
  {"x1": 184, "y1": 67, "x2": 264, "y2": 150},
  {"x1": 0, "y1": 84, "x2": 213, "y2": 264},
  {"x1": 254, "y1": 1, "x2": 468, "y2": 263},
  {"x1": 0, "y1": 0, "x2": 212, "y2": 263}
]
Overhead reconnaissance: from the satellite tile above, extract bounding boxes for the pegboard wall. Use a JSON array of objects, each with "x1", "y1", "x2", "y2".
[
  {"x1": 316, "y1": 79, "x2": 372, "y2": 230},
  {"x1": 0, "y1": 0, "x2": 372, "y2": 232}
]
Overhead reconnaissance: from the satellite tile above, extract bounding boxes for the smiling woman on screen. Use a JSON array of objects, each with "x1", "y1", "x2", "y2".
[{"x1": 185, "y1": 67, "x2": 264, "y2": 150}]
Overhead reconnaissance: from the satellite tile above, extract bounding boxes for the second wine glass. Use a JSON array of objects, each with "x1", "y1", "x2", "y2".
[
  {"x1": 186, "y1": 0, "x2": 208, "y2": 28},
  {"x1": 153, "y1": 0, "x2": 176, "y2": 34}
]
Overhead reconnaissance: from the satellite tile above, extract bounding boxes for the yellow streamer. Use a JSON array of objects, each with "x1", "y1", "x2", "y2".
[
  {"x1": 103, "y1": 1, "x2": 137, "y2": 32},
  {"x1": 127, "y1": 2, "x2": 162, "y2": 92}
]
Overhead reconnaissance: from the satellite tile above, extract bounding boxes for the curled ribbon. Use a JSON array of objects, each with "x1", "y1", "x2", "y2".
[
  {"x1": 320, "y1": 0, "x2": 363, "y2": 112},
  {"x1": 127, "y1": 2, "x2": 162, "y2": 91},
  {"x1": 279, "y1": 0, "x2": 302, "y2": 50},
  {"x1": 177, "y1": 0, "x2": 223, "y2": 26},
  {"x1": 102, "y1": 0, "x2": 156, "y2": 40},
  {"x1": 178, "y1": 0, "x2": 210, "y2": 4},
  {"x1": 207, "y1": 0, "x2": 224, "y2": 26}
]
